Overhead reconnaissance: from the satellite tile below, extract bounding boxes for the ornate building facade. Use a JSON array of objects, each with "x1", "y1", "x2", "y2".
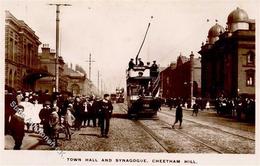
[
  {"x1": 199, "y1": 7, "x2": 255, "y2": 98},
  {"x1": 5, "y1": 11, "x2": 48, "y2": 91}
]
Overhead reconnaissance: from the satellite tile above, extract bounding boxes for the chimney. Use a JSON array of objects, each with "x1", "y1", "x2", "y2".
[{"x1": 41, "y1": 44, "x2": 50, "y2": 53}]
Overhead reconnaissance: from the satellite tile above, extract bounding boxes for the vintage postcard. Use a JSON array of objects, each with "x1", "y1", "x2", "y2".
[{"x1": 0, "y1": 0, "x2": 259, "y2": 165}]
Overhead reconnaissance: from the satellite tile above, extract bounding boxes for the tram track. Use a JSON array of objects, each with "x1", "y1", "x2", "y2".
[
  {"x1": 159, "y1": 110, "x2": 255, "y2": 141},
  {"x1": 117, "y1": 103, "x2": 225, "y2": 153},
  {"x1": 157, "y1": 110, "x2": 255, "y2": 153},
  {"x1": 117, "y1": 104, "x2": 170, "y2": 152},
  {"x1": 154, "y1": 116, "x2": 228, "y2": 154}
]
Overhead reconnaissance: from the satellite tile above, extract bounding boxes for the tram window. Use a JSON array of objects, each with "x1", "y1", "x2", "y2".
[{"x1": 130, "y1": 87, "x2": 139, "y2": 95}]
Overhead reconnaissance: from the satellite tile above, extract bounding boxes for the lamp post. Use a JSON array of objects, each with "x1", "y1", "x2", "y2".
[{"x1": 49, "y1": 3, "x2": 71, "y2": 92}]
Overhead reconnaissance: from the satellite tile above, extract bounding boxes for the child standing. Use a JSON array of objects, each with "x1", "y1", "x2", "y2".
[{"x1": 64, "y1": 107, "x2": 75, "y2": 140}]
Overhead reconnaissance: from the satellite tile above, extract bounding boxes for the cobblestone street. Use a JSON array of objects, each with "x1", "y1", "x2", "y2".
[{"x1": 33, "y1": 104, "x2": 255, "y2": 154}]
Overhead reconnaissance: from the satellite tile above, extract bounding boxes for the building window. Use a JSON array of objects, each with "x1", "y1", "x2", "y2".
[
  {"x1": 43, "y1": 65, "x2": 48, "y2": 70},
  {"x1": 9, "y1": 69, "x2": 12, "y2": 86},
  {"x1": 24, "y1": 44, "x2": 26, "y2": 64},
  {"x1": 247, "y1": 51, "x2": 255, "y2": 65},
  {"x1": 14, "y1": 41, "x2": 17, "y2": 61},
  {"x1": 9, "y1": 38, "x2": 13, "y2": 60},
  {"x1": 246, "y1": 69, "x2": 255, "y2": 86},
  {"x1": 14, "y1": 71, "x2": 17, "y2": 88},
  {"x1": 166, "y1": 77, "x2": 169, "y2": 85},
  {"x1": 27, "y1": 44, "x2": 32, "y2": 66}
]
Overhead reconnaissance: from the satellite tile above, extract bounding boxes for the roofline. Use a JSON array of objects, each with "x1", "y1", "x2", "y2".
[{"x1": 5, "y1": 10, "x2": 40, "y2": 42}]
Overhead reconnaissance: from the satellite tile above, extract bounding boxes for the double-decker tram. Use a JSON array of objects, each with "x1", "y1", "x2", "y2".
[
  {"x1": 126, "y1": 16, "x2": 160, "y2": 118},
  {"x1": 126, "y1": 65, "x2": 160, "y2": 118}
]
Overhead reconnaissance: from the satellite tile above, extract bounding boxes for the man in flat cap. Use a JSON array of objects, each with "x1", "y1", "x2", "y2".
[
  {"x1": 98, "y1": 94, "x2": 113, "y2": 138},
  {"x1": 138, "y1": 58, "x2": 144, "y2": 66},
  {"x1": 128, "y1": 58, "x2": 135, "y2": 70}
]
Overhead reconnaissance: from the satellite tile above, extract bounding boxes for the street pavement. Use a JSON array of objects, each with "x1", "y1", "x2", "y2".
[
  {"x1": 15, "y1": 104, "x2": 255, "y2": 153},
  {"x1": 160, "y1": 106, "x2": 255, "y2": 138},
  {"x1": 5, "y1": 132, "x2": 41, "y2": 150},
  {"x1": 156, "y1": 106, "x2": 255, "y2": 153},
  {"x1": 34, "y1": 104, "x2": 165, "y2": 152}
]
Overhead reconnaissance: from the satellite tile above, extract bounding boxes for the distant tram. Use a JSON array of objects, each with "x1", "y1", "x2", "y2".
[
  {"x1": 110, "y1": 94, "x2": 117, "y2": 103},
  {"x1": 116, "y1": 88, "x2": 125, "y2": 103}
]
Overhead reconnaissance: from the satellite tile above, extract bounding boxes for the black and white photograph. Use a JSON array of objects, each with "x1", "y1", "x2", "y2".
[{"x1": 0, "y1": 0, "x2": 259, "y2": 165}]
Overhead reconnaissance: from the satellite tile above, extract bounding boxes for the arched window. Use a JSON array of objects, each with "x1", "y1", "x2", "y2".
[
  {"x1": 247, "y1": 50, "x2": 255, "y2": 65},
  {"x1": 246, "y1": 69, "x2": 255, "y2": 87}
]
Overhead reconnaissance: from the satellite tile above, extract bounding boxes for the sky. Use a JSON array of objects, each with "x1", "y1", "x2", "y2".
[{"x1": 2, "y1": 0, "x2": 259, "y2": 93}]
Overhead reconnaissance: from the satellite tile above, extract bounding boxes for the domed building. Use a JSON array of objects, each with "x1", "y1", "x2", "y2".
[
  {"x1": 227, "y1": 7, "x2": 249, "y2": 32},
  {"x1": 199, "y1": 7, "x2": 255, "y2": 99},
  {"x1": 207, "y1": 23, "x2": 225, "y2": 44}
]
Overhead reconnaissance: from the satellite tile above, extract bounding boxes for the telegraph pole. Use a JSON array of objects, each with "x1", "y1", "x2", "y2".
[
  {"x1": 101, "y1": 79, "x2": 103, "y2": 96},
  {"x1": 85, "y1": 53, "x2": 95, "y2": 95},
  {"x1": 98, "y1": 70, "x2": 100, "y2": 94},
  {"x1": 85, "y1": 53, "x2": 95, "y2": 81},
  {"x1": 190, "y1": 51, "x2": 194, "y2": 107},
  {"x1": 49, "y1": 3, "x2": 71, "y2": 92}
]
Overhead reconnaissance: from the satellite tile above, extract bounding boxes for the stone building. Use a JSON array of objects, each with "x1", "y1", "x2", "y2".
[
  {"x1": 35, "y1": 45, "x2": 94, "y2": 96},
  {"x1": 5, "y1": 11, "x2": 48, "y2": 91},
  {"x1": 35, "y1": 44, "x2": 68, "y2": 93},
  {"x1": 63, "y1": 64, "x2": 85, "y2": 96},
  {"x1": 63, "y1": 64, "x2": 96, "y2": 96},
  {"x1": 160, "y1": 53, "x2": 201, "y2": 100},
  {"x1": 160, "y1": 63, "x2": 176, "y2": 99},
  {"x1": 199, "y1": 7, "x2": 255, "y2": 98}
]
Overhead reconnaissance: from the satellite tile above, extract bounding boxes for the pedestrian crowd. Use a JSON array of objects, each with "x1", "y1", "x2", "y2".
[
  {"x1": 163, "y1": 95, "x2": 255, "y2": 126},
  {"x1": 5, "y1": 89, "x2": 113, "y2": 150},
  {"x1": 215, "y1": 96, "x2": 255, "y2": 122}
]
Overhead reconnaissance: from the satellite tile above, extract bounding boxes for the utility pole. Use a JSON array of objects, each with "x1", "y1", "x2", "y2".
[
  {"x1": 101, "y1": 79, "x2": 103, "y2": 96},
  {"x1": 85, "y1": 53, "x2": 95, "y2": 81},
  {"x1": 49, "y1": 3, "x2": 71, "y2": 92},
  {"x1": 190, "y1": 51, "x2": 194, "y2": 107},
  {"x1": 98, "y1": 70, "x2": 100, "y2": 94},
  {"x1": 85, "y1": 53, "x2": 95, "y2": 95}
]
